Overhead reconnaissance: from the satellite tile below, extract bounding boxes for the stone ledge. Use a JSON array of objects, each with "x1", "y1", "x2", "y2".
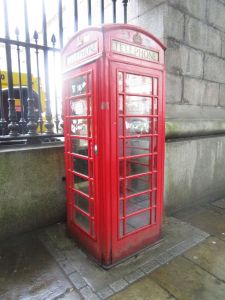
[
  {"x1": 0, "y1": 141, "x2": 64, "y2": 153},
  {"x1": 166, "y1": 120, "x2": 225, "y2": 139}
]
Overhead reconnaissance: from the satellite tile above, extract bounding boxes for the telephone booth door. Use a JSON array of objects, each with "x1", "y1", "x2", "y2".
[
  {"x1": 110, "y1": 62, "x2": 164, "y2": 263},
  {"x1": 64, "y1": 62, "x2": 101, "y2": 260}
]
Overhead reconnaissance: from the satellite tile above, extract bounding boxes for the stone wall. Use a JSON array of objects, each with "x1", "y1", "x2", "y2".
[
  {"x1": 129, "y1": 0, "x2": 225, "y2": 122},
  {"x1": 0, "y1": 144, "x2": 66, "y2": 240},
  {"x1": 127, "y1": 0, "x2": 225, "y2": 211}
]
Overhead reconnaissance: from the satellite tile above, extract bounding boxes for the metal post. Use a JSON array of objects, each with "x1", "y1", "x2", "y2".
[
  {"x1": 88, "y1": 0, "x2": 92, "y2": 25},
  {"x1": 42, "y1": 0, "x2": 54, "y2": 134},
  {"x1": 15, "y1": 27, "x2": 27, "y2": 134},
  {"x1": 51, "y1": 34, "x2": 59, "y2": 134},
  {"x1": 112, "y1": 0, "x2": 117, "y2": 23},
  {"x1": 58, "y1": 0, "x2": 63, "y2": 48},
  {"x1": 0, "y1": 70, "x2": 7, "y2": 135},
  {"x1": 33, "y1": 30, "x2": 43, "y2": 134},
  {"x1": 122, "y1": 0, "x2": 129, "y2": 24},
  {"x1": 74, "y1": 0, "x2": 78, "y2": 32},
  {"x1": 101, "y1": 0, "x2": 105, "y2": 24},
  {"x1": 24, "y1": 0, "x2": 38, "y2": 135},
  {"x1": 3, "y1": 0, "x2": 19, "y2": 136}
]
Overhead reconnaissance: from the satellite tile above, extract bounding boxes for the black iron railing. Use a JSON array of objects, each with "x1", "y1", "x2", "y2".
[{"x1": 0, "y1": 0, "x2": 129, "y2": 145}]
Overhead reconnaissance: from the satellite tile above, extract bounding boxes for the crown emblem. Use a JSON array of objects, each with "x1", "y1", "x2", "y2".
[{"x1": 133, "y1": 33, "x2": 142, "y2": 44}]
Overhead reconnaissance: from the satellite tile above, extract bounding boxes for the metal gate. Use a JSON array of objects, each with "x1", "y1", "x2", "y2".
[{"x1": 0, "y1": 0, "x2": 129, "y2": 144}]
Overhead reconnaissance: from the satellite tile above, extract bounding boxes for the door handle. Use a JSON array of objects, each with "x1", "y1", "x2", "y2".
[{"x1": 94, "y1": 144, "x2": 98, "y2": 155}]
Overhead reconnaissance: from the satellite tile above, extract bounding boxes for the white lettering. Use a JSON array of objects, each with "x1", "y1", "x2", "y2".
[
  {"x1": 66, "y1": 41, "x2": 98, "y2": 66},
  {"x1": 111, "y1": 40, "x2": 159, "y2": 62}
]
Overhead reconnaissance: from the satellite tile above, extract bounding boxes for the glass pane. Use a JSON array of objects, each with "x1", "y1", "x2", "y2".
[
  {"x1": 126, "y1": 96, "x2": 151, "y2": 115},
  {"x1": 73, "y1": 156, "x2": 88, "y2": 176},
  {"x1": 126, "y1": 174, "x2": 151, "y2": 195},
  {"x1": 153, "y1": 136, "x2": 157, "y2": 152},
  {"x1": 87, "y1": 73, "x2": 92, "y2": 93},
  {"x1": 154, "y1": 118, "x2": 158, "y2": 134},
  {"x1": 153, "y1": 172, "x2": 157, "y2": 188},
  {"x1": 153, "y1": 98, "x2": 158, "y2": 115},
  {"x1": 150, "y1": 155, "x2": 157, "y2": 171},
  {"x1": 74, "y1": 211, "x2": 90, "y2": 232},
  {"x1": 120, "y1": 199, "x2": 124, "y2": 217},
  {"x1": 118, "y1": 72, "x2": 123, "y2": 92},
  {"x1": 120, "y1": 220, "x2": 125, "y2": 236},
  {"x1": 126, "y1": 138, "x2": 151, "y2": 156},
  {"x1": 70, "y1": 98, "x2": 87, "y2": 116},
  {"x1": 126, "y1": 156, "x2": 150, "y2": 175},
  {"x1": 71, "y1": 138, "x2": 88, "y2": 156},
  {"x1": 153, "y1": 78, "x2": 158, "y2": 96},
  {"x1": 74, "y1": 175, "x2": 89, "y2": 195},
  {"x1": 126, "y1": 117, "x2": 151, "y2": 135},
  {"x1": 91, "y1": 221, "x2": 95, "y2": 237},
  {"x1": 119, "y1": 160, "x2": 125, "y2": 178},
  {"x1": 119, "y1": 117, "x2": 124, "y2": 136},
  {"x1": 118, "y1": 95, "x2": 124, "y2": 114},
  {"x1": 126, "y1": 193, "x2": 150, "y2": 215},
  {"x1": 74, "y1": 192, "x2": 89, "y2": 213},
  {"x1": 152, "y1": 190, "x2": 157, "y2": 206},
  {"x1": 126, "y1": 74, "x2": 152, "y2": 95},
  {"x1": 120, "y1": 179, "x2": 124, "y2": 197},
  {"x1": 151, "y1": 208, "x2": 156, "y2": 224},
  {"x1": 71, "y1": 119, "x2": 88, "y2": 136},
  {"x1": 71, "y1": 75, "x2": 86, "y2": 96},
  {"x1": 126, "y1": 210, "x2": 150, "y2": 233},
  {"x1": 89, "y1": 161, "x2": 94, "y2": 178},
  {"x1": 119, "y1": 139, "x2": 124, "y2": 157}
]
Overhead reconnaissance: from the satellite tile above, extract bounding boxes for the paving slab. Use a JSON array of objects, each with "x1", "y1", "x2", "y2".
[
  {"x1": 0, "y1": 233, "x2": 80, "y2": 300},
  {"x1": 39, "y1": 217, "x2": 208, "y2": 296},
  {"x1": 150, "y1": 256, "x2": 225, "y2": 300},
  {"x1": 184, "y1": 236, "x2": 225, "y2": 281},
  {"x1": 109, "y1": 276, "x2": 176, "y2": 300},
  {"x1": 211, "y1": 198, "x2": 225, "y2": 210},
  {"x1": 177, "y1": 207, "x2": 225, "y2": 241}
]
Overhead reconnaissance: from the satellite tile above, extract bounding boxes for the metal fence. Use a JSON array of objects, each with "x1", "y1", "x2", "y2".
[{"x1": 0, "y1": 0, "x2": 129, "y2": 144}]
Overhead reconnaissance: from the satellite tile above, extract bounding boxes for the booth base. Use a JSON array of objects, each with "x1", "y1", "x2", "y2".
[{"x1": 39, "y1": 216, "x2": 209, "y2": 296}]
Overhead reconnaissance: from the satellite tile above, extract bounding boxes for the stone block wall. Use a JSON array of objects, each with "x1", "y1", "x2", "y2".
[
  {"x1": 0, "y1": 144, "x2": 66, "y2": 240},
  {"x1": 127, "y1": 0, "x2": 225, "y2": 212},
  {"x1": 128, "y1": 0, "x2": 225, "y2": 123}
]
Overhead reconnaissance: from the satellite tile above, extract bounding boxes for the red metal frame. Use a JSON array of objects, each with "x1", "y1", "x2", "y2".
[{"x1": 62, "y1": 24, "x2": 165, "y2": 266}]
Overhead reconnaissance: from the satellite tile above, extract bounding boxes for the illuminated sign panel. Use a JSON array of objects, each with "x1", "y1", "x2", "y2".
[
  {"x1": 66, "y1": 41, "x2": 98, "y2": 66},
  {"x1": 112, "y1": 40, "x2": 159, "y2": 62}
]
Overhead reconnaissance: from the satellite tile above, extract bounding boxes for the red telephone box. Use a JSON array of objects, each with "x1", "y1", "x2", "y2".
[{"x1": 62, "y1": 24, "x2": 165, "y2": 267}]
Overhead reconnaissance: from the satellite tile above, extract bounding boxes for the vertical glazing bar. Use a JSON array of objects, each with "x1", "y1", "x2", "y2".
[
  {"x1": 122, "y1": 72, "x2": 126, "y2": 235},
  {"x1": 74, "y1": 0, "x2": 78, "y2": 32},
  {"x1": 87, "y1": 0, "x2": 92, "y2": 25},
  {"x1": 58, "y1": 0, "x2": 63, "y2": 48},
  {"x1": 0, "y1": 70, "x2": 7, "y2": 135},
  {"x1": 24, "y1": 0, "x2": 38, "y2": 135},
  {"x1": 122, "y1": 0, "x2": 128, "y2": 24},
  {"x1": 15, "y1": 28, "x2": 27, "y2": 134},
  {"x1": 3, "y1": 0, "x2": 19, "y2": 136},
  {"x1": 150, "y1": 79, "x2": 154, "y2": 224},
  {"x1": 112, "y1": 0, "x2": 117, "y2": 23},
  {"x1": 42, "y1": 0, "x2": 54, "y2": 134},
  {"x1": 101, "y1": 0, "x2": 104, "y2": 23},
  {"x1": 34, "y1": 30, "x2": 43, "y2": 134}
]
